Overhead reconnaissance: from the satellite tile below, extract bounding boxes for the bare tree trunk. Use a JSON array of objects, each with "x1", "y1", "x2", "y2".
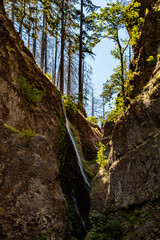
[
  {"x1": 40, "y1": 13, "x2": 45, "y2": 71},
  {"x1": 0, "y1": 0, "x2": 4, "y2": 7},
  {"x1": 67, "y1": 40, "x2": 72, "y2": 95},
  {"x1": 44, "y1": 22, "x2": 48, "y2": 74},
  {"x1": 19, "y1": 0, "x2": 26, "y2": 38},
  {"x1": 51, "y1": 38, "x2": 55, "y2": 82},
  {"x1": 53, "y1": 38, "x2": 58, "y2": 85},
  {"x1": 33, "y1": 5, "x2": 38, "y2": 58},
  {"x1": 78, "y1": 0, "x2": 83, "y2": 106},
  {"x1": 12, "y1": 0, "x2": 15, "y2": 23},
  {"x1": 91, "y1": 87, "x2": 94, "y2": 116},
  {"x1": 57, "y1": 63, "x2": 61, "y2": 89},
  {"x1": 60, "y1": 0, "x2": 65, "y2": 94},
  {"x1": 28, "y1": 1, "x2": 31, "y2": 49}
]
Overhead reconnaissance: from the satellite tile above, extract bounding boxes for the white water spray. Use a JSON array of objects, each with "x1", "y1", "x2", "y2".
[
  {"x1": 61, "y1": 98, "x2": 91, "y2": 189},
  {"x1": 71, "y1": 188, "x2": 88, "y2": 234}
]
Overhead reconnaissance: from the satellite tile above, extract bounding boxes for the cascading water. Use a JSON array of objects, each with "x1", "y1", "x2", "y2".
[
  {"x1": 71, "y1": 188, "x2": 88, "y2": 234},
  {"x1": 61, "y1": 97, "x2": 91, "y2": 190},
  {"x1": 61, "y1": 98, "x2": 90, "y2": 239}
]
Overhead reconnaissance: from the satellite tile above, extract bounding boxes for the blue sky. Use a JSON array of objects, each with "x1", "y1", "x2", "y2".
[{"x1": 86, "y1": 0, "x2": 119, "y2": 97}]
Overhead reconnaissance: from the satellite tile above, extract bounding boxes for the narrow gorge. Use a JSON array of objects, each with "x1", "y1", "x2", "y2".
[{"x1": 0, "y1": 0, "x2": 160, "y2": 239}]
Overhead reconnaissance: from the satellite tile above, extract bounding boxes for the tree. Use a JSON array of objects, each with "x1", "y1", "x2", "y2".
[
  {"x1": 78, "y1": 0, "x2": 97, "y2": 107},
  {"x1": 60, "y1": 0, "x2": 65, "y2": 94},
  {"x1": 89, "y1": 0, "x2": 143, "y2": 109}
]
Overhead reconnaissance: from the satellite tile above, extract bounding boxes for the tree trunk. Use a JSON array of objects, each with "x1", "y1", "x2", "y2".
[
  {"x1": 53, "y1": 38, "x2": 58, "y2": 85},
  {"x1": 67, "y1": 40, "x2": 72, "y2": 95},
  {"x1": 78, "y1": 0, "x2": 83, "y2": 106},
  {"x1": 60, "y1": 0, "x2": 65, "y2": 94},
  {"x1": 28, "y1": 1, "x2": 31, "y2": 49},
  {"x1": 44, "y1": 22, "x2": 47, "y2": 74},
  {"x1": 91, "y1": 87, "x2": 94, "y2": 116},
  {"x1": 33, "y1": 5, "x2": 38, "y2": 58},
  {"x1": 52, "y1": 39, "x2": 55, "y2": 82},
  {"x1": 12, "y1": 0, "x2": 15, "y2": 23},
  {"x1": 19, "y1": 0, "x2": 26, "y2": 38},
  {"x1": 40, "y1": 13, "x2": 45, "y2": 71}
]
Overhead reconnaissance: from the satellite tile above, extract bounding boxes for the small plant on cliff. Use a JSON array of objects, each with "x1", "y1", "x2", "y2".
[
  {"x1": 88, "y1": 211, "x2": 122, "y2": 240},
  {"x1": 4, "y1": 123, "x2": 36, "y2": 137},
  {"x1": 87, "y1": 116, "x2": 98, "y2": 124},
  {"x1": 63, "y1": 95, "x2": 78, "y2": 115},
  {"x1": 16, "y1": 77, "x2": 46, "y2": 104},
  {"x1": 97, "y1": 143, "x2": 107, "y2": 168},
  {"x1": 146, "y1": 54, "x2": 160, "y2": 68}
]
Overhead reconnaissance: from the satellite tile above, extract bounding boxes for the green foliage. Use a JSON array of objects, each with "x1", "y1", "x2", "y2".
[
  {"x1": 101, "y1": 64, "x2": 127, "y2": 103},
  {"x1": 45, "y1": 72, "x2": 52, "y2": 80},
  {"x1": 124, "y1": 1, "x2": 143, "y2": 45},
  {"x1": 99, "y1": 115, "x2": 106, "y2": 125},
  {"x1": 63, "y1": 95, "x2": 78, "y2": 115},
  {"x1": 4, "y1": 123, "x2": 36, "y2": 137},
  {"x1": 146, "y1": 54, "x2": 160, "y2": 67},
  {"x1": 88, "y1": 212, "x2": 122, "y2": 240},
  {"x1": 87, "y1": 116, "x2": 98, "y2": 124},
  {"x1": 97, "y1": 143, "x2": 107, "y2": 168},
  {"x1": 105, "y1": 95, "x2": 125, "y2": 122},
  {"x1": 16, "y1": 77, "x2": 46, "y2": 104}
]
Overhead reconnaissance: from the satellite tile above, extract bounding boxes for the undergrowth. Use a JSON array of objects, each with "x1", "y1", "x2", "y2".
[{"x1": 16, "y1": 77, "x2": 46, "y2": 104}]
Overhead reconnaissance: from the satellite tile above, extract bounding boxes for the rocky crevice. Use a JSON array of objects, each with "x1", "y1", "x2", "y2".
[{"x1": 87, "y1": 1, "x2": 160, "y2": 239}]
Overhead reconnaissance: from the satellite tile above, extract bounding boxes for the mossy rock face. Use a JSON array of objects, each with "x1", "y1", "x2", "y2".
[
  {"x1": 0, "y1": 121, "x2": 70, "y2": 240},
  {"x1": 0, "y1": 7, "x2": 71, "y2": 239},
  {"x1": 86, "y1": 198, "x2": 160, "y2": 240}
]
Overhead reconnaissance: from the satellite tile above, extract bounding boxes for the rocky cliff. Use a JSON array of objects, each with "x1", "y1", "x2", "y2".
[
  {"x1": 0, "y1": 1, "x2": 102, "y2": 239},
  {"x1": 0, "y1": 3, "x2": 71, "y2": 239},
  {"x1": 87, "y1": 1, "x2": 160, "y2": 239}
]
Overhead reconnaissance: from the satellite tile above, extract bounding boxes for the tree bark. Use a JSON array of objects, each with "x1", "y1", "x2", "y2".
[
  {"x1": 53, "y1": 38, "x2": 58, "y2": 85},
  {"x1": 67, "y1": 40, "x2": 72, "y2": 95},
  {"x1": 19, "y1": 0, "x2": 26, "y2": 38},
  {"x1": 44, "y1": 22, "x2": 47, "y2": 74},
  {"x1": 60, "y1": 0, "x2": 65, "y2": 94},
  {"x1": 0, "y1": 0, "x2": 5, "y2": 13},
  {"x1": 33, "y1": 5, "x2": 38, "y2": 58},
  {"x1": 28, "y1": 1, "x2": 31, "y2": 49},
  {"x1": 12, "y1": 0, "x2": 15, "y2": 23},
  {"x1": 40, "y1": 13, "x2": 45, "y2": 71},
  {"x1": 78, "y1": 0, "x2": 83, "y2": 106}
]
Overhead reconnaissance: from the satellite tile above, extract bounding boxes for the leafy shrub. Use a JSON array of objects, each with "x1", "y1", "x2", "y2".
[
  {"x1": 88, "y1": 212, "x2": 122, "y2": 240},
  {"x1": 87, "y1": 116, "x2": 98, "y2": 124},
  {"x1": 45, "y1": 72, "x2": 52, "y2": 80},
  {"x1": 105, "y1": 95, "x2": 125, "y2": 122},
  {"x1": 16, "y1": 77, "x2": 46, "y2": 103},
  {"x1": 97, "y1": 143, "x2": 107, "y2": 168},
  {"x1": 63, "y1": 95, "x2": 78, "y2": 115}
]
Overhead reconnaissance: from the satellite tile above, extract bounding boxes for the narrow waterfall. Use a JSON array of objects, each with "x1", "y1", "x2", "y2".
[
  {"x1": 71, "y1": 188, "x2": 88, "y2": 234},
  {"x1": 61, "y1": 98, "x2": 91, "y2": 190}
]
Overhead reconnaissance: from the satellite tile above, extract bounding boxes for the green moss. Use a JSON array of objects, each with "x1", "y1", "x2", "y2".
[
  {"x1": 63, "y1": 95, "x2": 78, "y2": 116},
  {"x1": 88, "y1": 211, "x2": 122, "y2": 240},
  {"x1": 4, "y1": 123, "x2": 36, "y2": 137},
  {"x1": 16, "y1": 77, "x2": 46, "y2": 104}
]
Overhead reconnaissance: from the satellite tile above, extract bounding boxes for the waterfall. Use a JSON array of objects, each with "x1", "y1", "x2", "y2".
[
  {"x1": 71, "y1": 188, "x2": 88, "y2": 234},
  {"x1": 61, "y1": 97, "x2": 91, "y2": 190}
]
